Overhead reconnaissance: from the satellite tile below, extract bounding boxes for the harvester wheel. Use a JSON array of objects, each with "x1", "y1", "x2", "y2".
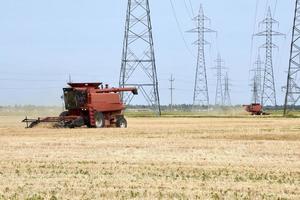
[
  {"x1": 116, "y1": 117, "x2": 127, "y2": 128},
  {"x1": 59, "y1": 111, "x2": 69, "y2": 117},
  {"x1": 68, "y1": 117, "x2": 85, "y2": 128},
  {"x1": 94, "y1": 112, "x2": 105, "y2": 128},
  {"x1": 29, "y1": 121, "x2": 39, "y2": 128}
]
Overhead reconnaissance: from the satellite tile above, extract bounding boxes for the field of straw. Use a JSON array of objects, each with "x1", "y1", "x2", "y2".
[{"x1": 0, "y1": 116, "x2": 299, "y2": 199}]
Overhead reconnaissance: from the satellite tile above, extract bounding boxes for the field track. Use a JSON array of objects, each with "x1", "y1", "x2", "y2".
[{"x1": 0, "y1": 116, "x2": 299, "y2": 199}]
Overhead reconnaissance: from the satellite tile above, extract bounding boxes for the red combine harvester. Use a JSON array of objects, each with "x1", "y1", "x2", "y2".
[
  {"x1": 243, "y1": 103, "x2": 268, "y2": 115},
  {"x1": 22, "y1": 83, "x2": 137, "y2": 128}
]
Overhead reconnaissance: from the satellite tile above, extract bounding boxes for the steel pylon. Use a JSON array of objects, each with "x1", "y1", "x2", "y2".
[
  {"x1": 254, "y1": 7, "x2": 284, "y2": 107},
  {"x1": 188, "y1": 4, "x2": 215, "y2": 108},
  {"x1": 223, "y1": 72, "x2": 231, "y2": 106},
  {"x1": 251, "y1": 77, "x2": 259, "y2": 104},
  {"x1": 214, "y1": 53, "x2": 225, "y2": 106},
  {"x1": 119, "y1": 0, "x2": 161, "y2": 115},
  {"x1": 284, "y1": 0, "x2": 300, "y2": 115},
  {"x1": 251, "y1": 55, "x2": 264, "y2": 104}
]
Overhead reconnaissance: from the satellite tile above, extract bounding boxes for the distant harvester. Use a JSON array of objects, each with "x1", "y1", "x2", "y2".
[{"x1": 243, "y1": 103, "x2": 269, "y2": 116}]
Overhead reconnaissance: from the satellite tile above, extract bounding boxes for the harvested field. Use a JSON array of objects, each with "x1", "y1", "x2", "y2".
[{"x1": 0, "y1": 116, "x2": 299, "y2": 199}]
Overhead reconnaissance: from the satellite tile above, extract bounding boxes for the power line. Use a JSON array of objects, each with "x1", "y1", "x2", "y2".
[
  {"x1": 169, "y1": 0, "x2": 196, "y2": 58},
  {"x1": 183, "y1": 0, "x2": 193, "y2": 19},
  {"x1": 188, "y1": 0, "x2": 195, "y2": 16},
  {"x1": 273, "y1": 0, "x2": 278, "y2": 17}
]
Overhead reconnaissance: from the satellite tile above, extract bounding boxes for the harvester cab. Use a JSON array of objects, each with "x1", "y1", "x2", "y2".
[{"x1": 22, "y1": 83, "x2": 137, "y2": 128}]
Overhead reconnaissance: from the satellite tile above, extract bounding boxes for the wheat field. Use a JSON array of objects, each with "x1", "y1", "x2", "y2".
[{"x1": 0, "y1": 116, "x2": 299, "y2": 199}]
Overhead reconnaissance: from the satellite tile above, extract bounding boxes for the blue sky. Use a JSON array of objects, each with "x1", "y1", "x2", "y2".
[{"x1": 0, "y1": 0, "x2": 295, "y2": 106}]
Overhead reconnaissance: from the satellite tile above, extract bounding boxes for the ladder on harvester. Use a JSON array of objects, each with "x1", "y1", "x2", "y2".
[{"x1": 89, "y1": 108, "x2": 95, "y2": 127}]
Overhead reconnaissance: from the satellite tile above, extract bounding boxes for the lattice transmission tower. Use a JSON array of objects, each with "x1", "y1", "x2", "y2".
[
  {"x1": 284, "y1": 0, "x2": 300, "y2": 115},
  {"x1": 223, "y1": 72, "x2": 231, "y2": 106},
  {"x1": 188, "y1": 4, "x2": 215, "y2": 107},
  {"x1": 254, "y1": 7, "x2": 284, "y2": 107},
  {"x1": 251, "y1": 77, "x2": 259, "y2": 104},
  {"x1": 251, "y1": 55, "x2": 263, "y2": 103},
  {"x1": 214, "y1": 53, "x2": 225, "y2": 106},
  {"x1": 119, "y1": 0, "x2": 161, "y2": 115}
]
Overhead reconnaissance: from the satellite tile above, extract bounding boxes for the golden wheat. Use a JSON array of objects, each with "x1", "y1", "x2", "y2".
[{"x1": 0, "y1": 116, "x2": 299, "y2": 199}]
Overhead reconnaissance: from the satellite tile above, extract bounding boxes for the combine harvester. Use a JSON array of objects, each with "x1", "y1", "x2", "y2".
[
  {"x1": 23, "y1": 83, "x2": 137, "y2": 128},
  {"x1": 243, "y1": 103, "x2": 269, "y2": 116}
]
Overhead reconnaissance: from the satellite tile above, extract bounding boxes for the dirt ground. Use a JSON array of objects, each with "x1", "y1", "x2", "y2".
[{"x1": 0, "y1": 116, "x2": 299, "y2": 199}]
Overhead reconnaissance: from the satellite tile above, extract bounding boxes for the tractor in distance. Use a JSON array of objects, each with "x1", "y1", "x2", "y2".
[{"x1": 22, "y1": 82, "x2": 138, "y2": 128}]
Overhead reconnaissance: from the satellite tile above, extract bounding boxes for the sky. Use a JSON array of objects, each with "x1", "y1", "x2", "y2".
[{"x1": 0, "y1": 0, "x2": 295, "y2": 106}]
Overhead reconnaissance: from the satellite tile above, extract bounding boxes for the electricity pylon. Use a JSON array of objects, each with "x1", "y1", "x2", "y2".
[
  {"x1": 119, "y1": 0, "x2": 161, "y2": 115},
  {"x1": 251, "y1": 77, "x2": 259, "y2": 104},
  {"x1": 223, "y1": 72, "x2": 231, "y2": 106},
  {"x1": 284, "y1": 0, "x2": 300, "y2": 115},
  {"x1": 254, "y1": 7, "x2": 284, "y2": 107},
  {"x1": 169, "y1": 74, "x2": 175, "y2": 110},
  {"x1": 251, "y1": 55, "x2": 263, "y2": 103},
  {"x1": 214, "y1": 53, "x2": 225, "y2": 106},
  {"x1": 188, "y1": 4, "x2": 215, "y2": 107}
]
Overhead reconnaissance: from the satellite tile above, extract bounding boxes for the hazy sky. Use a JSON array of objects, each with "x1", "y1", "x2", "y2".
[{"x1": 0, "y1": 0, "x2": 295, "y2": 106}]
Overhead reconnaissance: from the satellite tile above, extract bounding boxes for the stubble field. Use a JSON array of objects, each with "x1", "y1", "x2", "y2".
[{"x1": 0, "y1": 116, "x2": 299, "y2": 199}]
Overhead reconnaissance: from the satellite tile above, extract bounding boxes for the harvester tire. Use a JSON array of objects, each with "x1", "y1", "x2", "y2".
[
  {"x1": 59, "y1": 111, "x2": 69, "y2": 117},
  {"x1": 94, "y1": 112, "x2": 105, "y2": 128},
  {"x1": 68, "y1": 117, "x2": 85, "y2": 128},
  {"x1": 116, "y1": 117, "x2": 127, "y2": 128},
  {"x1": 29, "y1": 121, "x2": 39, "y2": 128}
]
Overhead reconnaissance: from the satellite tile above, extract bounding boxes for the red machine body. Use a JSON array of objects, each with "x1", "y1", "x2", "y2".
[
  {"x1": 243, "y1": 103, "x2": 266, "y2": 115},
  {"x1": 23, "y1": 83, "x2": 137, "y2": 128}
]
